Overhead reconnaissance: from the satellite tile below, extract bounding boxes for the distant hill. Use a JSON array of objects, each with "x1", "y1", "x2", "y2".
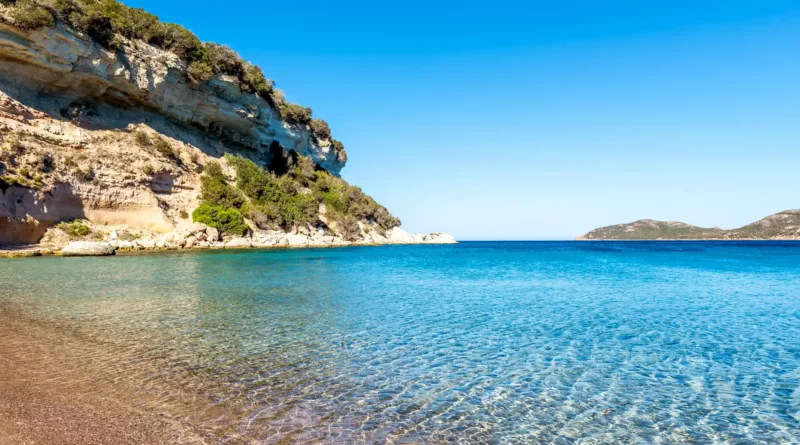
[{"x1": 578, "y1": 210, "x2": 800, "y2": 240}]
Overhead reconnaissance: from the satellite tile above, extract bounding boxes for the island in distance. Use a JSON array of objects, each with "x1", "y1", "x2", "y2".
[{"x1": 578, "y1": 209, "x2": 800, "y2": 240}]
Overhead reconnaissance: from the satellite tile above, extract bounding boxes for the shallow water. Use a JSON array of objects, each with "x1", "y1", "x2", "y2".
[{"x1": 2, "y1": 242, "x2": 800, "y2": 443}]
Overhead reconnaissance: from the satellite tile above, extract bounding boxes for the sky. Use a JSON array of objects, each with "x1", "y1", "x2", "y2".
[{"x1": 127, "y1": 0, "x2": 800, "y2": 240}]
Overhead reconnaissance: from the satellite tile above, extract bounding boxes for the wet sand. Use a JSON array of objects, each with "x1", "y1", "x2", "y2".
[{"x1": 0, "y1": 310, "x2": 207, "y2": 445}]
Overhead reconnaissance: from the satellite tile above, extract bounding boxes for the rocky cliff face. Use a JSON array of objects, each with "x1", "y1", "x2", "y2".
[
  {"x1": 0, "y1": 17, "x2": 455, "y2": 248},
  {"x1": 0, "y1": 21, "x2": 345, "y2": 173}
]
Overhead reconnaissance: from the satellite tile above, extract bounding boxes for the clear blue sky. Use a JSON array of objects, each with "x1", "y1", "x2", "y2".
[{"x1": 128, "y1": 0, "x2": 800, "y2": 240}]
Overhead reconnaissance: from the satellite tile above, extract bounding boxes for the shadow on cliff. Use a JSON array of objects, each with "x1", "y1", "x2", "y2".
[
  {"x1": 0, "y1": 183, "x2": 87, "y2": 244},
  {"x1": 1, "y1": 81, "x2": 245, "y2": 163}
]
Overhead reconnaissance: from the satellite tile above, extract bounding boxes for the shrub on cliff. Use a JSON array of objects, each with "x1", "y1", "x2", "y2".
[
  {"x1": 279, "y1": 103, "x2": 312, "y2": 126},
  {"x1": 311, "y1": 170, "x2": 400, "y2": 231},
  {"x1": 240, "y1": 64, "x2": 272, "y2": 96},
  {"x1": 200, "y1": 161, "x2": 244, "y2": 209},
  {"x1": 57, "y1": 219, "x2": 92, "y2": 239},
  {"x1": 244, "y1": 202, "x2": 281, "y2": 230},
  {"x1": 225, "y1": 154, "x2": 319, "y2": 228},
  {"x1": 187, "y1": 60, "x2": 213, "y2": 83},
  {"x1": 326, "y1": 211, "x2": 362, "y2": 241},
  {"x1": 310, "y1": 119, "x2": 331, "y2": 141},
  {"x1": 205, "y1": 43, "x2": 243, "y2": 76},
  {"x1": 192, "y1": 203, "x2": 249, "y2": 236},
  {"x1": 158, "y1": 23, "x2": 205, "y2": 62},
  {"x1": 224, "y1": 153, "x2": 400, "y2": 233},
  {"x1": 331, "y1": 139, "x2": 347, "y2": 163},
  {"x1": 9, "y1": 0, "x2": 55, "y2": 30}
]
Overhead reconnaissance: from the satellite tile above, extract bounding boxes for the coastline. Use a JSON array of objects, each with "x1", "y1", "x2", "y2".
[
  {"x1": 0, "y1": 225, "x2": 458, "y2": 258},
  {"x1": 0, "y1": 238, "x2": 459, "y2": 259}
]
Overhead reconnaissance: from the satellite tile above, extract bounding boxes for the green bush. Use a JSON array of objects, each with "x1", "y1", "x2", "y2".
[
  {"x1": 38, "y1": 153, "x2": 55, "y2": 172},
  {"x1": 269, "y1": 88, "x2": 286, "y2": 106},
  {"x1": 224, "y1": 153, "x2": 399, "y2": 233},
  {"x1": 160, "y1": 23, "x2": 204, "y2": 62},
  {"x1": 192, "y1": 202, "x2": 249, "y2": 236},
  {"x1": 153, "y1": 137, "x2": 180, "y2": 163},
  {"x1": 205, "y1": 43, "x2": 243, "y2": 76},
  {"x1": 279, "y1": 103, "x2": 312, "y2": 125},
  {"x1": 244, "y1": 202, "x2": 281, "y2": 230},
  {"x1": 10, "y1": 0, "x2": 55, "y2": 30},
  {"x1": 240, "y1": 64, "x2": 272, "y2": 96},
  {"x1": 187, "y1": 60, "x2": 213, "y2": 83},
  {"x1": 310, "y1": 118, "x2": 331, "y2": 140},
  {"x1": 133, "y1": 130, "x2": 151, "y2": 146},
  {"x1": 57, "y1": 219, "x2": 91, "y2": 239},
  {"x1": 326, "y1": 210, "x2": 361, "y2": 241},
  {"x1": 199, "y1": 161, "x2": 245, "y2": 208}
]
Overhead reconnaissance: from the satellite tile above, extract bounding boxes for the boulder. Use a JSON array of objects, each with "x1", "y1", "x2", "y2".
[
  {"x1": 117, "y1": 240, "x2": 134, "y2": 250},
  {"x1": 425, "y1": 233, "x2": 458, "y2": 244},
  {"x1": 184, "y1": 236, "x2": 197, "y2": 249},
  {"x1": 285, "y1": 234, "x2": 311, "y2": 246},
  {"x1": 61, "y1": 242, "x2": 116, "y2": 257},
  {"x1": 190, "y1": 223, "x2": 207, "y2": 234},
  {"x1": 206, "y1": 227, "x2": 220, "y2": 242},
  {"x1": 137, "y1": 238, "x2": 157, "y2": 249},
  {"x1": 367, "y1": 231, "x2": 388, "y2": 244},
  {"x1": 388, "y1": 228, "x2": 415, "y2": 244},
  {"x1": 225, "y1": 238, "x2": 252, "y2": 249}
]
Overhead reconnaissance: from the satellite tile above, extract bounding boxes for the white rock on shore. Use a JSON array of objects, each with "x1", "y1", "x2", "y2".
[
  {"x1": 387, "y1": 228, "x2": 457, "y2": 245},
  {"x1": 61, "y1": 242, "x2": 116, "y2": 257}
]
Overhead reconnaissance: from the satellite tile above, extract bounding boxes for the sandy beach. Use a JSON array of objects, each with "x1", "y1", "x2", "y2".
[{"x1": 0, "y1": 309, "x2": 207, "y2": 445}]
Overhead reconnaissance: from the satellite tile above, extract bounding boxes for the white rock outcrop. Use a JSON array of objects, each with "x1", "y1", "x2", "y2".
[
  {"x1": 388, "y1": 228, "x2": 457, "y2": 245},
  {"x1": 225, "y1": 238, "x2": 252, "y2": 249},
  {"x1": 61, "y1": 242, "x2": 116, "y2": 257}
]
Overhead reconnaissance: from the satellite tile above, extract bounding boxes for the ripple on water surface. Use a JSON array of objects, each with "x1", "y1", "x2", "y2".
[{"x1": 2, "y1": 241, "x2": 800, "y2": 443}]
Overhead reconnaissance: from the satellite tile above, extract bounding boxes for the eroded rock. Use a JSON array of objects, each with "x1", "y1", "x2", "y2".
[{"x1": 61, "y1": 242, "x2": 116, "y2": 257}]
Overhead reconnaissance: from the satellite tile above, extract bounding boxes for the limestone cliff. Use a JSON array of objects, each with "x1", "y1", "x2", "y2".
[
  {"x1": 0, "y1": 21, "x2": 344, "y2": 172},
  {"x1": 0, "y1": 7, "x2": 455, "y2": 249}
]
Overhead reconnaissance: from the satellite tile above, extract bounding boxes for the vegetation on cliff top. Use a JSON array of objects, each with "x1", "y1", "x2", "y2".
[
  {"x1": 0, "y1": 0, "x2": 344, "y2": 158},
  {"x1": 579, "y1": 210, "x2": 800, "y2": 240},
  {"x1": 195, "y1": 153, "x2": 400, "y2": 240},
  {"x1": 579, "y1": 220, "x2": 725, "y2": 240}
]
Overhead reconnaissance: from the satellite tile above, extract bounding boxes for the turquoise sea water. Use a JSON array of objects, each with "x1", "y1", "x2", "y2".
[{"x1": 2, "y1": 241, "x2": 800, "y2": 443}]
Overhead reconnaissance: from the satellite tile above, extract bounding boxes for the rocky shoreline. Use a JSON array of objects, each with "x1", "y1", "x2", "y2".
[{"x1": 1, "y1": 224, "x2": 457, "y2": 258}]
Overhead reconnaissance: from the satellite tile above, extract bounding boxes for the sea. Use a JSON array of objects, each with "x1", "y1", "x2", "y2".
[{"x1": 2, "y1": 241, "x2": 800, "y2": 444}]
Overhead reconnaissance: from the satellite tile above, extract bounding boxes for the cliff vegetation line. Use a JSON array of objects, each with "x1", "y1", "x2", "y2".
[{"x1": 195, "y1": 154, "x2": 400, "y2": 241}]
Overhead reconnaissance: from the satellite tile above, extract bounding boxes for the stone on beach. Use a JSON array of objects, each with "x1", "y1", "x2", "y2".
[
  {"x1": 61, "y1": 242, "x2": 116, "y2": 257},
  {"x1": 225, "y1": 238, "x2": 252, "y2": 249}
]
